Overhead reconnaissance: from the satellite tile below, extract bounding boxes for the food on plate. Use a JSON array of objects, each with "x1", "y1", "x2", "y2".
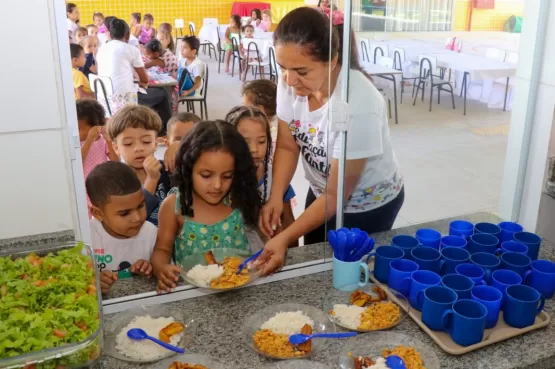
[
  {"x1": 186, "y1": 253, "x2": 250, "y2": 289},
  {"x1": 115, "y1": 316, "x2": 184, "y2": 360},
  {"x1": 0, "y1": 244, "x2": 100, "y2": 365},
  {"x1": 159, "y1": 322, "x2": 185, "y2": 343},
  {"x1": 186, "y1": 264, "x2": 225, "y2": 287},
  {"x1": 253, "y1": 311, "x2": 315, "y2": 358},
  {"x1": 350, "y1": 286, "x2": 387, "y2": 307},
  {"x1": 330, "y1": 301, "x2": 401, "y2": 331},
  {"x1": 167, "y1": 362, "x2": 209, "y2": 369},
  {"x1": 204, "y1": 251, "x2": 219, "y2": 266},
  {"x1": 351, "y1": 345, "x2": 426, "y2": 369}
]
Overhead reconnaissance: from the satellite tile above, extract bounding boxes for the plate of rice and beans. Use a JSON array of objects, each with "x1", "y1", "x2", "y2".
[{"x1": 155, "y1": 354, "x2": 227, "y2": 369}]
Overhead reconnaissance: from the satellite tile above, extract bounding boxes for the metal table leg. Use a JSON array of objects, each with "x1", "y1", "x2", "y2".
[
  {"x1": 463, "y1": 72, "x2": 468, "y2": 116},
  {"x1": 392, "y1": 74, "x2": 398, "y2": 124},
  {"x1": 503, "y1": 77, "x2": 510, "y2": 111}
]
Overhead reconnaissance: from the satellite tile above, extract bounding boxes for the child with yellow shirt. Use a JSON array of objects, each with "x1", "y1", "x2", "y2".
[{"x1": 70, "y1": 44, "x2": 95, "y2": 100}]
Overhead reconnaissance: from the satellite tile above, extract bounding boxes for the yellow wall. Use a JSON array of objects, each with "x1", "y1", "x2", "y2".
[{"x1": 454, "y1": 0, "x2": 524, "y2": 32}]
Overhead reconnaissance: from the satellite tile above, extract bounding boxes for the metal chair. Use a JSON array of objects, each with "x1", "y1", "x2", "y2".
[
  {"x1": 370, "y1": 43, "x2": 389, "y2": 63},
  {"x1": 89, "y1": 74, "x2": 113, "y2": 117},
  {"x1": 174, "y1": 19, "x2": 184, "y2": 40},
  {"x1": 413, "y1": 56, "x2": 456, "y2": 112},
  {"x1": 178, "y1": 62, "x2": 209, "y2": 119},
  {"x1": 268, "y1": 46, "x2": 278, "y2": 82},
  {"x1": 392, "y1": 47, "x2": 420, "y2": 104},
  {"x1": 217, "y1": 26, "x2": 227, "y2": 73},
  {"x1": 190, "y1": 22, "x2": 216, "y2": 60},
  {"x1": 360, "y1": 38, "x2": 370, "y2": 63},
  {"x1": 230, "y1": 36, "x2": 244, "y2": 79},
  {"x1": 244, "y1": 41, "x2": 271, "y2": 81}
]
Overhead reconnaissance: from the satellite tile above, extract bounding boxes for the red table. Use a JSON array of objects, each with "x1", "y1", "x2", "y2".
[{"x1": 231, "y1": 2, "x2": 271, "y2": 17}]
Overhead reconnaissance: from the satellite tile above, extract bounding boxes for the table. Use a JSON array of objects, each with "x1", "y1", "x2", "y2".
[
  {"x1": 231, "y1": 1, "x2": 270, "y2": 17},
  {"x1": 362, "y1": 62, "x2": 403, "y2": 125}
]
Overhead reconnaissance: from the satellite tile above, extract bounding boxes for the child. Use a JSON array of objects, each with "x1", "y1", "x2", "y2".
[
  {"x1": 151, "y1": 121, "x2": 262, "y2": 292},
  {"x1": 74, "y1": 27, "x2": 88, "y2": 44},
  {"x1": 86, "y1": 161, "x2": 157, "y2": 294},
  {"x1": 144, "y1": 39, "x2": 178, "y2": 78},
  {"x1": 157, "y1": 30, "x2": 175, "y2": 53},
  {"x1": 248, "y1": 8, "x2": 262, "y2": 27},
  {"x1": 130, "y1": 13, "x2": 142, "y2": 38},
  {"x1": 71, "y1": 44, "x2": 95, "y2": 100},
  {"x1": 241, "y1": 25, "x2": 258, "y2": 79},
  {"x1": 67, "y1": 3, "x2": 80, "y2": 41},
  {"x1": 225, "y1": 106, "x2": 297, "y2": 246},
  {"x1": 107, "y1": 105, "x2": 171, "y2": 226},
  {"x1": 167, "y1": 112, "x2": 201, "y2": 145},
  {"x1": 98, "y1": 15, "x2": 115, "y2": 46},
  {"x1": 223, "y1": 15, "x2": 242, "y2": 74},
  {"x1": 177, "y1": 36, "x2": 203, "y2": 97},
  {"x1": 79, "y1": 36, "x2": 98, "y2": 78},
  {"x1": 77, "y1": 99, "x2": 118, "y2": 181},
  {"x1": 259, "y1": 9, "x2": 272, "y2": 32},
  {"x1": 87, "y1": 24, "x2": 98, "y2": 36},
  {"x1": 93, "y1": 12, "x2": 107, "y2": 34},
  {"x1": 138, "y1": 13, "x2": 155, "y2": 45}
]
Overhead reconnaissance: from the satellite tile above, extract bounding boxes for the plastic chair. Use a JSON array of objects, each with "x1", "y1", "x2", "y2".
[
  {"x1": 88, "y1": 74, "x2": 114, "y2": 117},
  {"x1": 392, "y1": 47, "x2": 420, "y2": 104},
  {"x1": 244, "y1": 41, "x2": 271, "y2": 81},
  {"x1": 230, "y1": 36, "x2": 244, "y2": 79},
  {"x1": 413, "y1": 56, "x2": 456, "y2": 112},
  {"x1": 485, "y1": 48, "x2": 507, "y2": 62},
  {"x1": 178, "y1": 62, "x2": 209, "y2": 119}
]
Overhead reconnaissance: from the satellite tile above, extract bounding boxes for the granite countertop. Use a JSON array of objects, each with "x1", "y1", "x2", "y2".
[{"x1": 94, "y1": 212, "x2": 555, "y2": 369}]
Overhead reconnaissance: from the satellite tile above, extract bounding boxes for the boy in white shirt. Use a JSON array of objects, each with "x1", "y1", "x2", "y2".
[
  {"x1": 178, "y1": 36, "x2": 204, "y2": 96},
  {"x1": 86, "y1": 161, "x2": 157, "y2": 294}
]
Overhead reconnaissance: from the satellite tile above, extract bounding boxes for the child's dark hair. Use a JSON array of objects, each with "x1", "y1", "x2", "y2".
[
  {"x1": 231, "y1": 14, "x2": 241, "y2": 29},
  {"x1": 66, "y1": 3, "x2": 77, "y2": 15},
  {"x1": 70, "y1": 44, "x2": 84, "y2": 59},
  {"x1": 173, "y1": 120, "x2": 261, "y2": 226},
  {"x1": 144, "y1": 13, "x2": 154, "y2": 22},
  {"x1": 131, "y1": 13, "x2": 141, "y2": 23},
  {"x1": 86, "y1": 161, "x2": 142, "y2": 207},
  {"x1": 76, "y1": 100, "x2": 106, "y2": 127},
  {"x1": 182, "y1": 36, "x2": 200, "y2": 52},
  {"x1": 107, "y1": 105, "x2": 162, "y2": 140},
  {"x1": 93, "y1": 11, "x2": 104, "y2": 21},
  {"x1": 251, "y1": 8, "x2": 262, "y2": 20},
  {"x1": 225, "y1": 106, "x2": 272, "y2": 202},
  {"x1": 243, "y1": 24, "x2": 254, "y2": 32},
  {"x1": 145, "y1": 39, "x2": 163, "y2": 54},
  {"x1": 167, "y1": 112, "x2": 201, "y2": 134},
  {"x1": 242, "y1": 79, "x2": 277, "y2": 117}
]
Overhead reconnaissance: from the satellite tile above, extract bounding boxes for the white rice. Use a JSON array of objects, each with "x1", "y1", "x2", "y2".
[
  {"x1": 332, "y1": 304, "x2": 365, "y2": 330},
  {"x1": 364, "y1": 357, "x2": 389, "y2": 369},
  {"x1": 260, "y1": 311, "x2": 314, "y2": 335},
  {"x1": 116, "y1": 315, "x2": 184, "y2": 360},
  {"x1": 186, "y1": 264, "x2": 224, "y2": 287}
]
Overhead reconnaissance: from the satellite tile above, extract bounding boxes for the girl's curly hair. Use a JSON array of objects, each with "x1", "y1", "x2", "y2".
[{"x1": 173, "y1": 120, "x2": 262, "y2": 227}]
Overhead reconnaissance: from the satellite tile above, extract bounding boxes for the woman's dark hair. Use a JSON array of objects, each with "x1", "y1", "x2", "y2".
[
  {"x1": 70, "y1": 43, "x2": 83, "y2": 59},
  {"x1": 104, "y1": 16, "x2": 117, "y2": 32},
  {"x1": 231, "y1": 14, "x2": 241, "y2": 30},
  {"x1": 242, "y1": 79, "x2": 277, "y2": 117},
  {"x1": 76, "y1": 99, "x2": 106, "y2": 127},
  {"x1": 131, "y1": 12, "x2": 141, "y2": 23},
  {"x1": 144, "y1": 13, "x2": 154, "y2": 22},
  {"x1": 251, "y1": 8, "x2": 262, "y2": 20},
  {"x1": 110, "y1": 19, "x2": 130, "y2": 41},
  {"x1": 66, "y1": 3, "x2": 77, "y2": 15},
  {"x1": 225, "y1": 106, "x2": 272, "y2": 201},
  {"x1": 173, "y1": 120, "x2": 261, "y2": 226},
  {"x1": 183, "y1": 36, "x2": 200, "y2": 52},
  {"x1": 145, "y1": 39, "x2": 163, "y2": 54}
]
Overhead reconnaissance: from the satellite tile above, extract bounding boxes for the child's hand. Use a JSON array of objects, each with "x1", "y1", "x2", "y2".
[
  {"x1": 131, "y1": 259, "x2": 153, "y2": 276},
  {"x1": 87, "y1": 126, "x2": 101, "y2": 141},
  {"x1": 155, "y1": 264, "x2": 182, "y2": 292},
  {"x1": 144, "y1": 155, "x2": 162, "y2": 181},
  {"x1": 100, "y1": 270, "x2": 118, "y2": 294},
  {"x1": 163, "y1": 142, "x2": 181, "y2": 172},
  {"x1": 99, "y1": 127, "x2": 111, "y2": 142}
]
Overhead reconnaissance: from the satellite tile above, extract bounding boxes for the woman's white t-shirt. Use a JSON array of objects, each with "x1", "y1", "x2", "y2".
[{"x1": 276, "y1": 69, "x2": 403, "y2": 213}]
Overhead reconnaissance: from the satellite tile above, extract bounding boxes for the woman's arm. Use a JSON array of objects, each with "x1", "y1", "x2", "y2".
[
  {"x1": 144, "y1": 58, "x2": 165, "y2": 69},
  {"x1": 280, "y1": 201, "x2": 298, "y2": 247}
]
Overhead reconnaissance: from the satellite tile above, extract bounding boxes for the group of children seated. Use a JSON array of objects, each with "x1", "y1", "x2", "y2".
[{"x1": 76, "y1": 78, "x2": 295, "y2": 294}]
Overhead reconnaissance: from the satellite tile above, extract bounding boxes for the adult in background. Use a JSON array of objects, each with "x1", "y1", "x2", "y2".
[{"x1": 255, "y1": 7, "x2": 404, "y2": 275}]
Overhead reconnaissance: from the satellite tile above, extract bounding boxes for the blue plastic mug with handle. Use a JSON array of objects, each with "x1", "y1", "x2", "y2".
[
  {"x1": 411, "y1": 247, "x2": 442, "y2": 274},
  {"x1": 441, "y1": 273, "x2": 475, "y2": 299},
  {"x1": 408, "y1": 270, "x2": 441, "y2": 310},
  {"x1": 391, "y1": 235, "x2": 419, "y2": 260},
  {"x1": 456, "y1": 263, "x2": 487, "y2": 286},
  {"x1": 450, "y1": 220, "x2": 474, "y2": 239},
  {"x1": 498, "y1": 222, "x2": 524, "y2": 243},
  {"x1": 470, "y1": 252, "x2": 500, "y2": 284},
  {"x1": 471, "y1": 285, "x2": 503, "y2": 328},
  {"x1": 416, "y1": 228, "x2": 442, "y2": 249},
  {"x1": 474, "y1": 222, "x2": 502, "y2": 241},
  {"x1": 366, "y1": 246, "x2": 405, "y2": 284},
  {"x1": 389, "y1": 259, "x2": 419, "y2": 297},
  {"x1": 468, "y1": 233, "x2": 500, "y2": 255},
  {"x1": 498, "y1": 240, "x2": 529, "y2": 256},
  {"x1": 440, "y1": 235, "x2": 467, "y2": 250},
  {"x1": 333, "y1": 255, "x2": 369, "y2": 290},
  {"x1": 524, "y1": 259, "x2": 555, "y2": 298},
  {"x1": 440, "y1": 247, "x2": 471, "y2": 275},
  {"x1": 442, "y1": 299, "x2": 487, "y2": 346},
  {"x1": 500, "y1": 252, "x2": 531, "y2": 278},
  {"x1": 420, "y1": 286, "x2": 458, "y2": 331},
  {"x1": 491, "y1": 269, "x2": 522, "y2": 306},
  {"x1": 504, "y1": 284, "x2": 545, "y2": 328},
  {"x1": 514, "y1": 232, "x2": 542, "y2": 261}
]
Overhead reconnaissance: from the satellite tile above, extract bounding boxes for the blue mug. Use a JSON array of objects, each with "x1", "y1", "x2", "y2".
[
  {"x1": 416, "y1": 228, "x2": 441, "y2": 249},
  {"x1": 514, "y1": 232, "x2": 542, "y2": 261},
  {"x1": 504, "y1": 284, "x2": 545, "y2": 328},
  {"x1": 408, "y1": 270, "x2": 441, "y2": 310},
  {"x1": 449, "y1": 220, "x2": 474, "y2": 239},
  {"x1": 498, "y1": 222, "x2": 523, "y2": 243},
  {"x1": 468, "y1": 233, "x2": 499, "y2": 255},
  {"x1": 391, "y1": 235, "x2": 419, "y2": 260},
  {"x1": 471, "y1": 285, "x2": 503, "y2": 328},
  {"x1": 474, "y1": 222, "x2": 502, "y2": 241},
  {"x1": 366, "y1": 246, "x2": 405, "y2": 284},
  {"x1": 440, "y1": 235, "x2": 467, "y2": 250},
  {"x1": 440, "y1": 247, "x2": 471, "y2": 275},
  {"x1": 389, "y1": 259, "x2": 419, "y2": 296},
  {"x1": 411, "y1": 247, "x2": 442, "y2": 274},
  {"x1": 456, "y1": 263, "x2": 486, "y2": 286},
  {"x1": 491, "y1": 269, "x2": 522, "y2": 306},
  {"x1": 420, "y1": 286, "x2": 458, "y2": 331},
  {"x1": 441, "y1": 273, "x2": 474, "y2": 299},
  {"x1": 442, "y1": 299, "x2": 487, "y2": 346},
  {"x1": 524, "y1": 259, "x2": 555, "y2": 299},
  {"x1": 498, "y1": 240, "x2": 529, "y2": 255},
  {"x1": 470, "y1": 252, "x2": 500, "y2": 284},
  {"x1": 333, "y1": 255, "x2": 369, "y2": 290},
  {"x1": 500, "y1": 251, "x2": 531, "y2": 278}
]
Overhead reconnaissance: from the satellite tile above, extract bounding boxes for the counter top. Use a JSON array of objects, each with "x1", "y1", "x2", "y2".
[{"x1": 94, "y1": 213, "x2": 555, "y2": 369}]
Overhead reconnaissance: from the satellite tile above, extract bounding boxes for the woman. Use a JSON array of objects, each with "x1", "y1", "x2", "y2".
[{"x1": 255, "y1": 7, "x2": 404, "y2": 275}]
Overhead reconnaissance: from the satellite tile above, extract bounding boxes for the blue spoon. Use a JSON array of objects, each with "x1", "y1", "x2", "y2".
[
  {"x1": 288, "y1": 331, "x2": 357, "y2": 345},
  {"x1": 385, "y1": 355, "x2": 407, "y2": 369},
  {"x1": 236, "y1": 249, "x2": 263, "y2": 274},
  {"x1": 127, "y1": 328, "x2": 185, "y2": 353}
]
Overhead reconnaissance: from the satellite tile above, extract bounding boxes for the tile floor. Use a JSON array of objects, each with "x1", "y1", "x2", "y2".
[{"x1": 169, "y1": 52, "x2": 509, "y2": 231}]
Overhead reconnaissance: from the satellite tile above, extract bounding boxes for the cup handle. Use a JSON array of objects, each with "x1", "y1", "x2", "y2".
[
  {"x1": 537, "y1": 297, "x2": 546, "y2": 314},
  {"x1": 365, "y1": 252, "x2": 376, "y2": 265},
  {"x1": 417, "y1": 290, "x2": 425, "y2": 310},
  {"x1": 524, "y1": 270, "x2": 532, "y2": 284},
  {"x1": 359, "y1": 262, "x2": 370, "y2": 287},
  {"x1": 438, "y1": 260, "x2": 445, "y2": 275},
  {"x1": 442, "y1": 309, "x2": 453, "y2": 333}
]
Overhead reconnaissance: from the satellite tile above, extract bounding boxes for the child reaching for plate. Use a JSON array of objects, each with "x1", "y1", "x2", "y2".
[
  {"x1": 86, "y1": 161, "x2": 157, "y2": 294},
  {"x1": 151, "y1": 121, "x2": 263, "y2": 292}
]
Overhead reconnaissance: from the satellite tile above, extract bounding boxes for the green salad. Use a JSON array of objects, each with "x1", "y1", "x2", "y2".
[{"x1": 0, "y1": 243, "x2": 101, "y2": 367}]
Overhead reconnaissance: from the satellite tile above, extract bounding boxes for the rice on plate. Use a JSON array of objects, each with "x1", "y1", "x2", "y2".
[
  {"x1": 261, "y1": 311, "x2": 315, "y2": 335},
  {"x1": 186, "y1": 264, "x2": 224, "y2": 287}
]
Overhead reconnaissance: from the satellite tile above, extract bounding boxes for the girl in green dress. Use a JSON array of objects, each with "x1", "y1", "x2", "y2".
[
  {"x1": 152, "y1": 120, "x2": 262, "y2": 292},
  {"x1": 224, "y1": 14, "x2": 243, "y2": 74}
]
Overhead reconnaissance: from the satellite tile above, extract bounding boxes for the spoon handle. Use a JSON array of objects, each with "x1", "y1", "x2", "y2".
[
  {"x1": 237, "y1": 249, "x2": 263, "y2": 274},
  {"x1": 146, "y1": 336, "x2": 185, "y2": 353},
  {"x1": 311, "y1": 332, "x2": 357, "y2": 339}
]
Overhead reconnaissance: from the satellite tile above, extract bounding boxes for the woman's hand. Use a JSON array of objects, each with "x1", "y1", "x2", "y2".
[
  {"x1": 253, "y1": 234, "x2": 289, "y2": 275},
  {"x1": 259, "y1": 196, "x2": 284, "y2": 238}
]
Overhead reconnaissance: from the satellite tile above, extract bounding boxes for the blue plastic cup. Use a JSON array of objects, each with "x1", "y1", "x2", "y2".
[
  {"x1": 440, "y1": 235, "x2": 467, "y2": 250},
  {"x1": 449, "y1": 220, "x2": 474, "y2": 239},
  {"x1": 504, "y1": 284, "x2": 545, "y2": 328},
  {"x1": 442, "y1": 299, "x2": 487, "y2": 346},
  {"x1": 514, "y1": 232, "x2": 542, "y2": 261},
  {"x1": 411, "y1": 247, "x2": 442, "y2": 274},
  {"x1": 467, "y1": 233, "x2": 500, "y2": 255},
  {"x1": 391, "y1": 235, "x2": 420, "y2": 260},
  {"x1": 456, "y1": 263, "x2": 487, "y2": 286},
  {"x1": 416, "y1": 228, "x2": 441, "y2": 249},
  {"x1": 471, "y1": 285, "x2": 503, "y2": 328},
  {"x1": 408, "y1": 270, "x2": 441, "y2": 310},
  {"x1": 470, "y1": 252, "x2": 500, "y2": 284},
  {"x1": 491, "y1": 269, "x2": 522, "y2": 306},
  {"x1": 498, "y1": 240, "x2": 529, "y2": 255},
  {"x1": 498, "y1": 222, "x2": 523, "y2": 243},
  {"x1": 366, "y1": 246, "x2": 405, "y2": 284},
  {"x1": 440, "y1": 247, "x2": 471, "y2": 275},
  {"x1": 524, "y1": 259, "x2": 555, "y2": 298},
  {"x1": 420, "y1": 286, "x2": 458, "y2": 331},
  {"x1": 389, "y1": 259, "x2": 419, "y2": 296},
  {"x1": 441, "y1": 273, "x2": 475, "y2": 299},
  {"x1": 500, "y1": 252, "x2": 531, "y2": 278},
  {"x1": 474, "y1": 222, "x2": 502, "y2": 241},
  {"x1": 333, "y1": 255, "x2": 369, "y2": 290}
]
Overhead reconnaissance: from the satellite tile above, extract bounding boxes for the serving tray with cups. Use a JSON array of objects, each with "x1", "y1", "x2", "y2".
[{"x1": 365, "y1": 220, "x2": 552, "y2": 355}]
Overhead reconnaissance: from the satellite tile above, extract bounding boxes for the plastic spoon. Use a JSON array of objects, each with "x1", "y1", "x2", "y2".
[
  {"x1": 236, "y1": 249, "x2": 263, "y2": 274},
  {"x1": 127, "y1": 328, "x2": 185, "y2": 353},
  {"x1": 385, "y1": 355, "x2": 407, "y2": 369},
  {"x1": 288, "y1": 332, "x2": 357, "y2": 345}
]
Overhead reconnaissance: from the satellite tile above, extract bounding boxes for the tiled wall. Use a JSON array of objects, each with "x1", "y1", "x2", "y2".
[{"x1": 454, "y1": 0, "x2": 524, "y2": 31}]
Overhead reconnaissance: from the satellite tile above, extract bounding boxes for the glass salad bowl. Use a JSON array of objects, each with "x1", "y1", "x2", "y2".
[{"x1": 153, "y1": 354, "x2": 227, "y2": 369}]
